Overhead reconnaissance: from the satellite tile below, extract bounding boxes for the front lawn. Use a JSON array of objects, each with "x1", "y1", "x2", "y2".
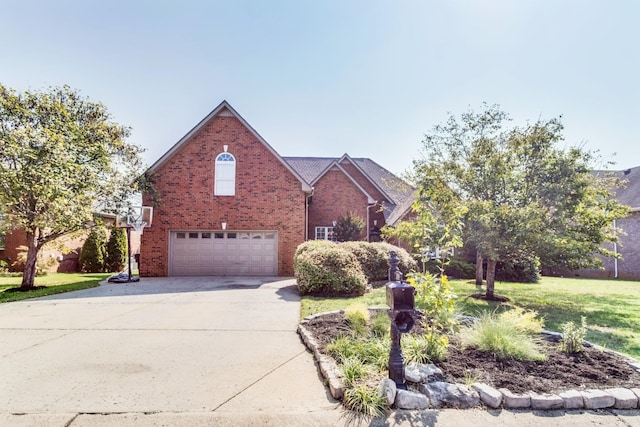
[
  {"x1": 300, "y1": 276, "x2": 640, "y2": 359},
  {"x1": 0, "y1": 273, "x2": 110, "y2": 302}
]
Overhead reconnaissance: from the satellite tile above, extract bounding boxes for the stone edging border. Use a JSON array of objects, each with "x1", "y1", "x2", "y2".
[{"x1": 298, "y1": 310, "x2": 640, "y2": 410}]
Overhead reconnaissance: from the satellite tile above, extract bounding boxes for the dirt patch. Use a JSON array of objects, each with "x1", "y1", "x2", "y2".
[{"x1": 303, "y1": 311, "x2": 640, "y2": 394}]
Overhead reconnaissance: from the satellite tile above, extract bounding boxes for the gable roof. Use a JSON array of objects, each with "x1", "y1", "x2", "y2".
[
  {"x1": 613, "y1": 166, "x2": 640, "y2": 210},
  {"x1": 149, "y1": 101, "x2": 312, "y2": 193},
  {"x1": 283, "y1": 155, "x2": 416, "y2": 225}
]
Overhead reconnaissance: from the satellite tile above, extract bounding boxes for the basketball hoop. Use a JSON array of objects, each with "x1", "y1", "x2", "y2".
[{"x1": 108, "y1": 205, "x2": 153, "y2": 283}]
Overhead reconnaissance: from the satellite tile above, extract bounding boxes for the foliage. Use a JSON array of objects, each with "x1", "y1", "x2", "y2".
[
  {"x1": 370, "y1": 311, "x2": 390, "y2": 338},
  {"x1": 79, "y1": 226, "x2": 107, "y2": 273},
  {"x1": 294, "y1": 240, "x2": 335, "y2": 260},
  {"x1": 0, "y1": 84, "x2": 146, "y2": 288},
  {"x1": 339, "y1": 241, "x2": 417, "y2": 282},
  {"x1": 339, "y1": 356, "x2": 371, "y2": 387},
  {"x1": 460, "y1": 311, "x2": 546, "y2": 361},
  {"x1": 438, "y1": 256, "x2": 476, "y2": 280},
  {"x1": 294, "y1": 245, "x2": 367, "y2": 296},
  {"x1": 343, "y1": 383, "x2": 387, "y2": 418},
  {"x1": 560, "y1": 316, "x2": 588, "y2": 354},
  {"x1": 334, "y1": 211, "x2": 365, "y2": 242},
  {"x1": 0, "y1": 259, "x2": 8, "y2": 273},
  {"x1": 498, "y1": 307, "x2": 544, "y2": 334},
  {"x1": 105, "y1": 227, "x2": 127, "y2": 272},
  {"x1": 326, "y1": 335, "x2": 390, "y2": 372},
  {"x1": 403, "y1": 332, "x2": 449, "y2": 364},
  {"x1": 496, "y1": 255, "x2": 541, "y2": 283},
  {"x1": 344, "y1": 303, "x2": 370, "y2": 337},
  {"x1": 408, "y1": 272, "x2": 459, "y2": 334},
  {"x1": 408, "y1": 103, "x2": 629, "y2": 299}
]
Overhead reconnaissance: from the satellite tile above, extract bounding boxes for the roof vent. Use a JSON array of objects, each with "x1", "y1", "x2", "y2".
[{"x1": 624, "y1": 169, "x2": 632, "y2": 175}]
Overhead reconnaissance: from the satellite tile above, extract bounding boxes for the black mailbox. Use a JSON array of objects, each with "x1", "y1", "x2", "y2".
[{"x1": 386, "y1": 281, "x2": 415, "y2": 312}]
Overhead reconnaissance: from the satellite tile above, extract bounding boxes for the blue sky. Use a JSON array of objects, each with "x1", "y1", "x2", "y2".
[{"x1": 2, "y1": 1, "x2": 638, "y2": 176}]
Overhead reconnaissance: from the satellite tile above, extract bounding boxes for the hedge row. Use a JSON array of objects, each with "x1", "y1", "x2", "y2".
[{"x1": 294, "y1": 241, "x2": 417, "y2": 296}]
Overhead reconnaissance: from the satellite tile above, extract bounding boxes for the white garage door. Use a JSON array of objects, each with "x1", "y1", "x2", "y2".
[{"x1": 170, "y1": 231, "x2": 278, "y2": 276}]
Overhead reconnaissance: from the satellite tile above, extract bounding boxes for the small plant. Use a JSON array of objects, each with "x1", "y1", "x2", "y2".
[
  {"x1": 0, "y1": 259, "x2": 9, "y2": 273},
  {"x1": 342, "y1": 383, "x2": 387, "y2": 418},
  {"x1": 402, "y1": 332, "x2": 449, "y2": 364},
  {"x1": 370, "y1": 311, "x2": 390, "y2": 338},
  {"x1": 460, "y1": 312, "x2": 546, "y2": 362},
  {"x1": 498, "y1": 306, "x2": 544, "y2": 334},
  {"x1": 344, "y1": 303, "x2": 370, "y2": 337},
  {"x1": 463, "y1": 370, "x2": 480, "y2": 388},
  {"x1": 560, "y1": 316, "x2": 588, "y2": 354},
  {"x1": 339, "y1": 356, "x2": 370, "y2": 387}
]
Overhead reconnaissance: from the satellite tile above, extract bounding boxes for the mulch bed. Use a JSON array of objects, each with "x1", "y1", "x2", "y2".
[{"x1": 303, "y1": 311, "x2": 640, "y2": 394}]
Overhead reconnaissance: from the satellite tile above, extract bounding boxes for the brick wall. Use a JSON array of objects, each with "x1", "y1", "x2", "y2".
[
  {"x1": 141, "y1": 113, "x2": 306, "y2": 276},
  {"x1": 307, "y1": 166, "x2": 370, "y2": 240}
]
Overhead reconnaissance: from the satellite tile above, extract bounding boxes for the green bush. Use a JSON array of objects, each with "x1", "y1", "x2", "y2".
[
  {"x1": 343, "y1": 383, "x2": 387, "y2": 418},
  {"x1": 79, "y1": 226, "x2": 107, "y2": 273},
  {"x1": 294, "y1": 245, "x2": 367, "y2": 296},
  {"x1": 334, "y1": 211, "x2": 365, "y2": 242},
  {"x1": 105, "y1": 227, "x2": 127, "y2": 273},
  {"x1": 294, "y1": 240, "x2": 335, "y2": 260},
  {"x1": 340, "y1": 241, "x2": 387, "y2": 282},
  {"x1": 496, "y1": 256, "x2": 541, "y2": 283}
]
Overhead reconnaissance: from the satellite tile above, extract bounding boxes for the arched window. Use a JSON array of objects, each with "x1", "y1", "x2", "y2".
[{"x1": 214, "y1": 151, "x2": 236, "y2": 196}]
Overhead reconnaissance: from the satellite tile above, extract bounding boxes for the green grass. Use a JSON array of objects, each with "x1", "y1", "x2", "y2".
[
  {"x1": 0, "y1": 273, "x2": 110, "y2": 302},
  {"x1": 301, "y1": 276, "x2": 640, "y2": 359}
]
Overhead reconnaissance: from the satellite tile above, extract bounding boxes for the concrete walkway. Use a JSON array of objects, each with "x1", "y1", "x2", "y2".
[{"x1": 0, "y1": 277, "x2": 639, "y2": 426}]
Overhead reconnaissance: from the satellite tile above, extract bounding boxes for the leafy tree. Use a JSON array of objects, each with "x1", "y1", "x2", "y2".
[
  {"x1": 79, "y1": 225, "x2": 107, "y2": 273},
  {"x1": 105, "y1": 226, "x2": 127, "y2": 272},
  {"x1": 407, "y1": 104, "x2": 628, "y2": 299},
  {"x1": 334, "y1": 211, "x2": 365, "y2": 242},
  {"x1": 0, "y1": 84, "x2": 146, "y2": 288}
]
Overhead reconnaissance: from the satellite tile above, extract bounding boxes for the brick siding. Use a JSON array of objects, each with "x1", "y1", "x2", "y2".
[{"x1": 141, "y1": 114, "x2": 306, "y2": 276}]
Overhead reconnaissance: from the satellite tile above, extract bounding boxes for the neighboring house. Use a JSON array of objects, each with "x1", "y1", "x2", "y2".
[
  {"x1": 563, "y1": 166, "x2": 640, "y2": 280},
  {"x1": 0, "y1": 215, "x2": 141, "y2": 273},
  {"x1": 140, "y1": 101, "x2": 416, "y2": 277}
]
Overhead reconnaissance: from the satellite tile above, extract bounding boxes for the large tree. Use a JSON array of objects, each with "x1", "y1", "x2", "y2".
[
  {"x1": 0, "y1": 84, "x2": 145, "y2": 288},
  {"x1": 407, "y1": 104, "x2": 628, "y2": 299}
]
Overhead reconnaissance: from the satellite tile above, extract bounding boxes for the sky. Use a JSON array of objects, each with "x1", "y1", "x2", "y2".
[{"x1": 2, "y1": 0, "x2": 639, "y2": 176}]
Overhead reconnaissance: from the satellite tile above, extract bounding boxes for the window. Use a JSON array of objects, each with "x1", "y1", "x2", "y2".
[
  {"x1": 176, "y1": 232, "x2": 186, "y2": 239},
  {"x1": 0, "y1": 232, "x2": 4, "y2": 250},
  {"x1": 215, "y1": 151, "x2": 236, "y2": 196},
  {"x1": 315, "y1": 226, "x2": 336, "y2": 241},
  {"x1": 188, "y1": 232, "x2": 199, "y2": 239},
  {"x1": 202, "y1": 232, "x2": 212, "y2": 239}
]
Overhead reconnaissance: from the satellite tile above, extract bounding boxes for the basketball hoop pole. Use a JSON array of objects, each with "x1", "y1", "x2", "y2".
[{"x1": 126, "y1": 225, "x2": 133, "y2": 282}]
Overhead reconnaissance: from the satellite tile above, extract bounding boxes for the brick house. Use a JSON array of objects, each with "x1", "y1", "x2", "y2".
[
  {"x1": 561, "y1": 166, "x2": 640, "y2": 280},
  {"x1": 140, "y1": 101, "x2": 416, "y2": 277}
]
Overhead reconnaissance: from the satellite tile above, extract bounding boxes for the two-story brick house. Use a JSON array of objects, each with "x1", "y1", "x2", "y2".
[{"x1": 140, "y1": 101, "x2": 416, "y2": 277}]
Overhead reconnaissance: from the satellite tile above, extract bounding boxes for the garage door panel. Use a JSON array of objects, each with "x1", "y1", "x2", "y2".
[{"x1": 170, "y1": 231, "x2": 277, "y2": 276}]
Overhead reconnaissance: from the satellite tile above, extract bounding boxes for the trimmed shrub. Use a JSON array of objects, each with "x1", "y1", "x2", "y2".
[
  {"x1": 340, "y1": 241, "x2": 386, "y2": 282},
  {"x1": 105, "y1": 227, "x2": 127, "y2": 273},
  {"x1": 79, "y1": 226, "x2": 107, "y2": 273},
  {"x1": 334, "y1": 211, "x2": 365, "y2": 242},
  {"x1": 294, "y1": 240, "x2": 336, "y2": 260},
  {"x1": 294, "y1": 245, "x2": 367, "y2": 296}
]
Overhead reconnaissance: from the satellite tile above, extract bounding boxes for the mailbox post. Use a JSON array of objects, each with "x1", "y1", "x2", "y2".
[{"x1": 385, "y1": 251, "x2": 415, "y2": 389}]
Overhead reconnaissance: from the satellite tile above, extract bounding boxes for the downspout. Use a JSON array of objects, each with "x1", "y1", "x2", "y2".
[
  {"x1": 613, "y1": 219, "x2": 618, "y2": 279},
  {"x1": 366, "y1": 203, "x2": 378, "y2": 242},
  {"x1": 305, "y1": 187, "x2": 315, "y2": 241}
]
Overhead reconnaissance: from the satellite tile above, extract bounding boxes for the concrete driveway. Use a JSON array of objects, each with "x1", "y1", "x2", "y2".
[{"x1": 0, "y1": 277, "x2": 340, "y2": 425}]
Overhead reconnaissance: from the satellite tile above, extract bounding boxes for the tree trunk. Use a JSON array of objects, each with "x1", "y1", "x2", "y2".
[
  {"x1": 21, "y1": 231, "x2": 39, "y2": 289},
  {"x1": 475, "y1": 251, "x2": 484, "y2": 286},
  {"x1": 485, "y1": 259, "x2": 497, "y2": 300}
]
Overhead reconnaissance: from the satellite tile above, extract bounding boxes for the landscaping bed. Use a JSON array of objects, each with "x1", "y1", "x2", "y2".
[{"x1": 303, "y1": 311, "x2": 640, "y2": 395}]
